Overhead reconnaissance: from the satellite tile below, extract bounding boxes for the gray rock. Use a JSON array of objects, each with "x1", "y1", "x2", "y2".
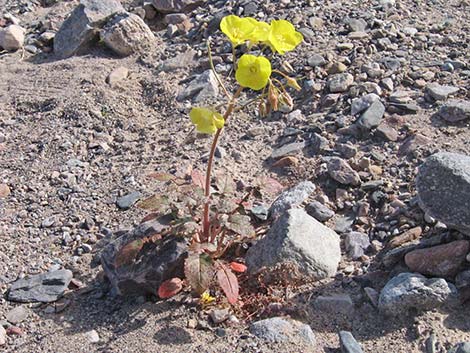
[
  {"x1": 270, "y1": 141, "x2": 308, "y2": 159},
  {"x1": 344, "y1": 232, "x2": 370, "y2": 259},
  {"x1": 307, "y1": 54, "x2": 326, "y2": 67},
  {"x1": 351, "y1": 93, "x2": 380, "y2": 115},
  {"x1": 209, "y1": 308, "x2": 230, "y2": 324},
  {"x1": 251, "y1": 204, "x2": 269, "y2": 221},
  {"x1": 100, "y1": 220, "x2": 188, "y2": 295},
  {"x1": 159, "y1": 49, "x2": 196, "y2": 72},
  {"x1": 448, "y1": 342, "x2": 470, "y2": 353},
  {"x1": 339, "y1": 331, "x2": 363, "y2": 353},
  {"x1": 250, "y1": 317, "x2": 315, "y2": 345},
  {"x1": 269, "y1": 181, "x2": 316, "y2": 219},
  {"x1": 416, "y1": 152, "x2": 470, "y2": 235},
  {"x1": 152, "y1": 0, "x2": 205, "y2": 13},
  {"x1": 246, "y1": 209, "x2": 341, "y2": 279},
  {"x1": 106, "y1": 66, "x2": 129, "y2": 86},
  {"x1": 85, "y1": 329, "x2": 100, "y2": 343},
  {"x1": 456, "y1": 270, "x2": 470, "y2": 288},
  {"x1": 328, "y1": 73, "x2": 354, "y2": 93},
  {"x1": 306, "y1": 201, "x2": 335, "y2": 222},
  {"x1": 345, "y1": 18, "x2": 367, "y2": 32},
  {"x1": 357, "y1": 100, "x2": 385, "y2": 131},
  {"x1": 426, "y1": 84, "x2": 459, "y2": 101},
  {"x1": 54, "y1": 0, "x2": 125, "y2": 58},
  {"x1": 327, "y1": 157, "x2": 361, "y2": 186},
  {"x1": 6, "y1": 306, "x2": 29, "y2": 324},
  {"x1": 378, "y1": 272, "x2": 457, "y2": 316},
  {"x1": 0, "y1": 25, "x2": 25, "y2": 51},
  {"x1": 177, "y1": 70, "x2": 219, "y2": 102},
  {"x1": 8, "y1": 269, "x2": 73, "y2": 303},
  {"x1": 334, "y1": 214, "x2": 355, "y2": 233},
  {"x1": 438, "y1": 100, "x2": 470, "y2": 122},
  {"x1": 101, "y1": 12, "x2": 155, "y2": 57},
  {"x1": 116, "y1": 191, "x2": 141, "y2": 210},
  {"x1": 314, "y1": 294, "x2": 354, "y2": 315}
]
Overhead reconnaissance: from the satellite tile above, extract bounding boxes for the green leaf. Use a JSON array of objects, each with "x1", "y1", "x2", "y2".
[
  {"x1": 216, "y1": 262, "x2": 239, "y2": 304},
  {"x1": 226, "y1": 214, "x2": 255, "y2": 236},
  {"x1": 114, "y1": 239, "x2": 144, "y2": 268},
  {"x1": 137, "y1": 195, "x2": 170, "y2": 211},
  {"x1": 215, "y1": 172, "x2": 236, "y2": 195},
  {"x1": 184, "y1": 252, "x2": 215, "y2": 295}
]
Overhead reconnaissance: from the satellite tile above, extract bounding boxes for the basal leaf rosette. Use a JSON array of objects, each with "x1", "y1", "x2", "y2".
[
  {"x1": 267, "y1": 19, "x2": 303, "y2": 55},
  {"x1": 190, "y1": 107, "x2": 225, "y2": 134},
  {"x1": 235, "y1": 54, "x2": 271, "y2": 91}
]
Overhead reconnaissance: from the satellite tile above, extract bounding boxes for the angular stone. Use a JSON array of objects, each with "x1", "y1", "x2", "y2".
[
  {"x1": 345, "y1": 18, "x2": 367, "y2": 32},
  {"x1": 54, "y1": 0, "x2": 125, "y2": 58},
  {"x1": 426, "y1": 84, "x2": 459, "y2": 101},
  {"x1": 0, "y1": 25, "x2": 25, "y2": 51},
  {"x1": 314, "y1": 294, "x2": 354, "y2": 315},
  {"x1": 398, "y1": 134, "x2": 432, "y2": 156},
  {"x1": 270, "y1": 141, "x2": 308, "y2": 160},
  {"x1": 438, "y1": 100, "x2": 470, "y2": 122},
  {"x1": 305, "y1": 201, "x2": 335, "y2": 222},
  {"x1": 351, "y1": 93, "x2": 380, "y2": 115},
  {"x1": 100, "y1": 220, "x2": 188, "y2": 295},
  {"x1": 404, "y1": 240, "x2": 469, "y2": 277},
  {"x1": 246, "y1": 209, "x2": 341, "y2": 279},
  {"x1": 307, "y1": 54, "x2": 326, "y2": 67},
  {"x1": 106, "y1": 66, "x2": 129, "y2": 86},
  {"x1": 8, "y1": 270, "x2": 73, "y2": 303},
  {"x1": 357, "y1": 100, "x2": 385, "y2": 131},
  {"x1": 339, "y1": 331, "x2": 364, "y2": 353},
  {"x1": 344, "y1": 232, "x2": 370, "y2": 260},
  {"x1": 378, "y1": 272, "x2": 457, "y2": 316},
  {"x1": 152, "y1": 0, "x2": 205, "y2": 13},
  {"x1": 375, "y1": 123, "x2": 398, "y2": 141},
  {"x1": 269, "y1": 181, "x2": 316, "y2": 219},
  {"x1": 250, "y1": 317, "x2": 315, "y2": 345},
  {"x1": 448, "y1": 342, "x2": 470, "y2": 353},
  {"x1": 177, "y1": 70, "x2": 219, "y2": 102},
  {"x1": 6, "y1": 306, "x2": 29, "y2": 324},
  {"x1": 159, "y1": 49, "x2": 196, "y2": 72},
  {"x1": 416, "y1": 152, "x2": 470, "y2": 235},
  {"x1": 327, "y1": 157, "x2": 361, "y2": 186},
  {"x1": 101, "y1": 13, "x2": 155, "y2": 57},
  {"x1": 328, "y1": 73, "x2": 354, "y2": 93},
  {"x1": 116, "y1": 191, "x2": 141, "y2": 210}
]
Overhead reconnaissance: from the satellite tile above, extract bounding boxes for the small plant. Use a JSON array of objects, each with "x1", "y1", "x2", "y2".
[{"x1": 116, "y1": 15, "x2": 303, "y2": 305}]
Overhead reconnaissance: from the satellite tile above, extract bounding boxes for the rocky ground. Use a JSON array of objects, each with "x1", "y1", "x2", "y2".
[{"x1": 1, "y1": 0, "x2": 470, "y2": 352}]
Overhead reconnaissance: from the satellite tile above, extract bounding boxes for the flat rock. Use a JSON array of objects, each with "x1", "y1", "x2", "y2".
[
  {"x1": 357, "y1": 100, "x2": 385, "y2": 131},
  {"x1": 116, "y1": 191, "x2": 141, "y2": 210},
  {"x1": 404, "y1": 240, "x2": 469, "y2": 277},
  {"x1": 270, "y1": 141, "x2": 308, "y2": 159},
  {"x1": 54, "y1": 0, "x2": 125, "y2": 58},
  {"x1": 0, "y1": 24, "x2": 25, "y2": 51},
  {"x1": 339, "y1": 331, "x2": 364, "y2": 353},
  {"x1": 305, "y1": 201, "x2": 335, "y2": 222},
  {"x1": 159, "y1": 49, "x2": 196, "y2": 72},
  {"x1": 328, "y1": 73, "x2": 354, "y2": 93},
  {"x1": 152, "y1": 0, "x2": 205, "y2": 13},
  {"x1": 327, "y1": 157, "x2": 361, "y2": 186},
  {"x1": 426, "y1": 84, "x2": 459, "y2": 101},
  {"x1": 344, "y1": 232, "x2": 370, "y2": 259},
  {"x1": 378, "y1": 272, "x2": 457, "y2": 316},
  {"x1": 246, "y1": 209, "x2": 341, "y2": 279},
  {"x1": 177, "y1": 70, "x2": 219, "y2": 102},
  {"x1": 438, "y1": 100, "x2": 470, "y2": 122},
  {"x1": 314, "y1": 294, "x2": 354, "y2": 315},
  {"x1": 416, "y1": 152, "x2": 470, "y2": 235},
  {"x1": 8, "y1": 269, "x2": 73, "y2": 303},
  {"x1": 6, "y1": 306, "x2": 29, "y2": 324},
  {"x1": 269, "y1": 181, "x2": 316, "y2": 219},
  {"x1": 249, "y1": 317, "x2": 315, "y2": 345},
  {"x1": 100, "y1": 220, "x2": 188, "y2": 295}
]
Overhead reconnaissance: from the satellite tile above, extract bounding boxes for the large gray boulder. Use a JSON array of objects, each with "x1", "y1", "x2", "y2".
[
  {"x1": 100, "y1": 220, "x2": 187, "y2": 295},
  {"x1": 416, "y1": 152, "x2": 470, "y2": 235},
  {"x1": 54, "y1": 0, "x2": 125, "y2": 58},
  {"x1": 101, "y1": 12, "x2": 155, "y2": 56},
  {"x1": 378, "y1": 272, "x2": 457, "y2": 316},
  {"x1": 245, "y1": 209, "x2": 341, "y2": 279}
]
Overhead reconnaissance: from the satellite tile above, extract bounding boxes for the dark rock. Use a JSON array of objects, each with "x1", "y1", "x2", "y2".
[
  {"x1": 269, "y1": 181, "x2": 316, "y2": 219},
  {"x1": 100, "y1": 220, "x2": 188, "y2": 295},
  {"x1": 306, "y1": 201, "x2": 335, "y2": 222},
  {"x1": 8, "y1": 270, "x2": 73, "y2": 303},
  {"x1": 270, "y1": 141, "x2": 308, "y2": 160},
  {"x1": 339, "y1": 331, "x2": 364, "y2": 353},
  {"x1": 357, "y1": 100, "x2": 385, "y2": 131},
  {"x1": 438, "y1": 100, "x2": 470, "y2": 122},
  {"x1": 246, "y1": 209, "x2": 341, "y2": 279},
  {"x1": 327, "y1": 157, "x2": 361, "y2": 186},
  {"x1": 449, "y1": 342, "x2": 470, "y2": 353},
  {"x1": 416, "y1": 152, "x2": 470, "y2": 235},
  {"x1": 54, "y1": 0, "x2": 125, "y2": 58},
  {"x1": 152, "y1": 0, "x2": 205, "y2": 13},
  {"x1": 344, "y1": 232, "x2": 370, "y2": 259}
]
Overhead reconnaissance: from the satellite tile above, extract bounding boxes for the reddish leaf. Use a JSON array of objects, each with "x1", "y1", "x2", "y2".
[
  {"x1": 146, "y1": 172, "x2": 174, "y2": 182},
  {"x1": 230, "y1": 262, "x2": 247, "y2": 273},
  {"x1": 214, "y1": 172, "x2": 236, "y2": 194},
  {"x1": 114, "y1": 239, "x2": 144, "y2": 267},
  {"x1": 158, "y1": 278, "x2": 183, "y2": 299},
  {"x1": 191, "y1": 169, "x2": 205, "y2": 190},
  {"x1": 216, "y1": 263, "x2": 239, "y2": 304},
  {"x1": 184, "y1": 252, "x2": 214, "y2": 295},
  {"x1": 257, "y1": 177, "x2": 284, "y2": 196}
]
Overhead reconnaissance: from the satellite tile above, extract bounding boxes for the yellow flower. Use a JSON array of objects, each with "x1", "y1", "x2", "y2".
[
  {"x1": 200, "y1": 291, "x2": 216, "y2": 305},
  {"x1": 220, "y1": 15, "x2": 257, "y2": 47},
  {"x1": 235, "y1": 54, "x2": 272, "y2": 90},
  {"x1": 246, "y1": 19, "x2": 271, "y2": 43},
  {"x1": 190, "y1": 107, "x2": 224, "y2": 134},
  {"x1": 267, "y1": 19, "x2": 303, "y2": 55}
]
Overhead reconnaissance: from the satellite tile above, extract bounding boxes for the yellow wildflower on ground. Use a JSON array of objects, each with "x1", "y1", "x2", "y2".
[
  {"x1": 246, "y1": 18, "x2": 271, "y2": 43},
  {"x1": 267, "y1": 19, "x2": 303, "y2": 55},
  {"x1": 190, "y1": 107, "x2": 225, "y2": 134},
  {"x1": 200, "y1": 291, "x2": 216, "y2": 305},
  {"x1": 235, "y1": 54, "x2": 272, "y2": 90},
  {"x1": 220, "y1": 15, "x2": 257, "y2": 47}
]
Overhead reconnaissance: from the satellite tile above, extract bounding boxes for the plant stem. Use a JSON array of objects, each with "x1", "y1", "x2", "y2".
[{"x1": 202, "y1": 86, "x2": 243, "y2": 241}]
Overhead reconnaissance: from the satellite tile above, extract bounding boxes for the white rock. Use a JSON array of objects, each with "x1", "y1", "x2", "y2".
[{"x1": 0, "y1": 25, "x2": 25, "y2": 51}]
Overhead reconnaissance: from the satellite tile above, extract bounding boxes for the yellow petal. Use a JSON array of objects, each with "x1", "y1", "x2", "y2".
[
  {"x1": 235, "y1": 54, "x2": 272, "y2": 91},
  {"x1": 267, "y1": 19, "x2": 303, "y2": 55},
  {"x1": 190, "y1": 107, "x2": 224, "y2": 134},
  {"x1": 220, "y1": 15, "x2": 257, "y2": 47},
  {"x1": 246, "y1": 18, "x2": 271, "y2": 43}
]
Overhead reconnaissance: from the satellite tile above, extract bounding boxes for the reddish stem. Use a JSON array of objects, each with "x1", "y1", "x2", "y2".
[{"x1": 202, "y1": 87, "x2": 243, "y2": 241}]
